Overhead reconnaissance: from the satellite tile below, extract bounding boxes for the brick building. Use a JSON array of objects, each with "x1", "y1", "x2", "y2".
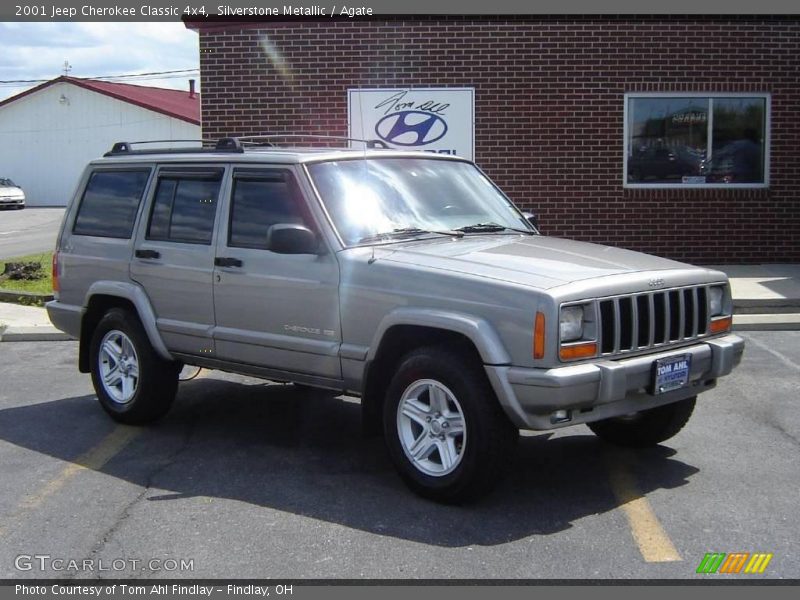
[{"x1": 186, "y1": 16, "x2": 799, "y2": 263}]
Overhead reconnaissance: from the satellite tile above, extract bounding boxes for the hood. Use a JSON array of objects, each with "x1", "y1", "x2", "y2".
[{"x1": 377, "y1": 234, "x2": 691, "y2": 289}]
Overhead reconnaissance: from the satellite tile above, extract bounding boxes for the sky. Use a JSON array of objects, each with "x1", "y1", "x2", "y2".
[{"x1": 0, "y1": 22, "x2": 200, "y2": 101}]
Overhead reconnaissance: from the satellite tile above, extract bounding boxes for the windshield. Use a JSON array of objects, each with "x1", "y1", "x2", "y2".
[
  {"x1": 0, "y1": 178, "x2": 16, "y2": 187},
  {"x1": 307, "y1": 158, "x2": 533, "y2": 246}
]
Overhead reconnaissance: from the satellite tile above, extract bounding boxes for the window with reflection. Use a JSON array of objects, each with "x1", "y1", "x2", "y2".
[
  {"x1": 73, "y1": 170, "x2": 150, "y2": 238},
  {"x1": 625, "y1": 95, "x2": 767, "y2": 186},
  {"x1": 228, "y1": 171, "x2": 308, "y2": 250},
  {"x1": 308, "y1": 158, "x2": 530, "y2": 246},
  {"x1": 147, "y1": 171, "x2": 222, "y2": 244}
]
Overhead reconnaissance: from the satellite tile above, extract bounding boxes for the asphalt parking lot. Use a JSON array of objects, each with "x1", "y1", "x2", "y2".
[
  {"x1": 0, "y1": 332, "x2": 797, "y2": 580},
  {"x1": 0, "y1": 208, "x2": 64, "y2": 258}
]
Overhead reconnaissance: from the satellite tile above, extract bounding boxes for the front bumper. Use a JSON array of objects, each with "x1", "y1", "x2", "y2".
[{"x1": 485, "y1": 334, "x2": 744, "y2": 430}]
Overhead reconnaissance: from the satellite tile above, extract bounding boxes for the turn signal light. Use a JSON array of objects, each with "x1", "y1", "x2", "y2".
[
  {"x1": 533, "y1": 312, "x2": 545, "y2": 359},
  {"x1": 559, "y1": 342, "x2": 598, "y2": 361},
  {"x1": 709, "y1": 315, "x2": 732, "y2": 334}
]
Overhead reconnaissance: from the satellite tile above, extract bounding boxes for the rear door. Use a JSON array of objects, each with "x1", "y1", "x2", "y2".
[
  {"x1": 212, "y1": 166, "x2": 341, "y2": 379},
  {"x1": 58, "y1": 167, "x2": 152, "y2": 308},
  {"x1": 130, "y1": 165, "x2": 225, "y2": 356}
]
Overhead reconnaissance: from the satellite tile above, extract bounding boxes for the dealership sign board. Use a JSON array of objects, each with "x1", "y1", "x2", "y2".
[{"x1": 348, "y1": 88, "x2": 475, "y2": 160}]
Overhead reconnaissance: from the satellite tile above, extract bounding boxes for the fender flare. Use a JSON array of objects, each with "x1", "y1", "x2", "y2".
[
  {"x1": 367, "y1": 308, "x2": 511, "y2": 366},
  {"x1": 84, "y1": 281, "x2": 173, "y2": 362}
]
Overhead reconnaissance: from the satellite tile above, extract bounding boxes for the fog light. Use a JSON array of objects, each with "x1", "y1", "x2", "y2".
[{"x1": 551, "y1": 409, "x2": 572, "y2": 424}]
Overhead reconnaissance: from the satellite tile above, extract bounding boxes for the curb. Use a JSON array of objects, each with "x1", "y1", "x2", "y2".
[
  {"x1": 0, "y1": 325, "x2": 73, "y2": 342},
  {"x1": 732, "y1": 313, "x2": 800, "y2": 331},
  {"x1": 0, "y1": 289, "x2": 54, "y2": 305}
]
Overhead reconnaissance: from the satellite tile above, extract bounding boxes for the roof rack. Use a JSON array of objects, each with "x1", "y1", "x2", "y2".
[
  {"x1": 104, "y1": 138, "x2": 242, "y2": 157},
  {"x1": 103, "y1": 134, "x2": 389, "y2": 157},
  {"x1": 234, "y1": 134, "x2": 390, "y2": 149}
]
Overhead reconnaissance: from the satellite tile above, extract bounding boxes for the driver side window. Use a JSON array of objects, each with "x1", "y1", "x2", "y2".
[{"x1": 228, "y1": 170, "x2": 311, "y2": 250}]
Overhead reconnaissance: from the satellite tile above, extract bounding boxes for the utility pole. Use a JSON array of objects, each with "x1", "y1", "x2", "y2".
[{"x1": 62, "y1": 60, "x2": 72, "y2": 76}]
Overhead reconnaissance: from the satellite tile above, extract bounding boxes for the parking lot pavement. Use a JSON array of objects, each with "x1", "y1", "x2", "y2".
[
  {"x1": 0, "y1": 207, "x2": 64, "y2": 258},
  {"x1": 0, "y1": 332, "x2": 797, "y2": 580}
]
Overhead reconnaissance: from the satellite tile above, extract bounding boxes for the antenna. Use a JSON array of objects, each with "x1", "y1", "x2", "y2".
[{"x1": 62, "y1": 60, "x2": 72, "y2": 76}]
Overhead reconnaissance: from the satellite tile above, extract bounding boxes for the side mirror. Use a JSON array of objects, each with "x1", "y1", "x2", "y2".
[
  {"x1": 522, "y1": 211, "x2": 539, "y2": 229},
  {"x1": 267, "y1": 224, "x2": 320, "y2": 254}
]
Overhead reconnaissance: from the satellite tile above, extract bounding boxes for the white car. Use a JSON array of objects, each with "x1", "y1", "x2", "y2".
[{"x1": 0, "y1": 178, "x2": 25, "y2": 209}]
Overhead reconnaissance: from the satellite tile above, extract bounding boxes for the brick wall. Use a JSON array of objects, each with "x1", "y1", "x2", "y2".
[{"x1": 194, "y1": 16, "x2": 800, "y2": 263}]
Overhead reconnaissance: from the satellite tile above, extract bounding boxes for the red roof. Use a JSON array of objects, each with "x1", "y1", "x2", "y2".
[{"x1": 0, "y1": 76, "x2": 200, "y2": 125}]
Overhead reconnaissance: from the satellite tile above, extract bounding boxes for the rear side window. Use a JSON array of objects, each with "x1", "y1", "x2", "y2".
[
  {"x1": 147, "y1": 171, "x2": 222, "y2": 245},
  {"x1": 73, "y1": 170, "x2": 150, "y2": 238},
  {"x1": 229, "y1": 171, "x2": 309, "y2": 250}
]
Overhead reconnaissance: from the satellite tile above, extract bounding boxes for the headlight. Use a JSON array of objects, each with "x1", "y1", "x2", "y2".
[
  {"x1": 560, "y1": 305, "x2": 584, "y2": 342},
  {"x1": 709, "y1": 286, "x2": 725, "y2": 316}
]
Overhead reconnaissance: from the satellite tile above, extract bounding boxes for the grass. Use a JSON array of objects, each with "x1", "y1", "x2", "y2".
[{"x1": 0, "y1": 252, "x2": 54, "y2": 296}]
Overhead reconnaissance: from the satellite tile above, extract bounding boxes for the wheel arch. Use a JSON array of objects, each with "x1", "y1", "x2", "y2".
[
  {"x1": 360, "y1": 310, "x2": 511, "y2": 436},
  {"x1": 79, "y1": 282, "x2": 172, "y2": 372}
]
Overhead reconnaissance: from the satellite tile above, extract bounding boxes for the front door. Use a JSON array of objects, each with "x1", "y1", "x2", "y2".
[{"x1": 212, "y1": 167, "x2": 341, "y2": 380}]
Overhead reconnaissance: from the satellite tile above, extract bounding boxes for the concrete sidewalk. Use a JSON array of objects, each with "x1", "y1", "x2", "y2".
[
  {"x1": 1, "y1": 264, "x2": 799, "y2": 341},
  {"x1": 0, "y1": 302, "x2": 71, "y2": 341},
  {"x1": 706, "y1": 264, "x2": 800, "y2": 331}
]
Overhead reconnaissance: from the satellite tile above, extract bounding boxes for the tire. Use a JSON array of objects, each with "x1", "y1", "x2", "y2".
[
  {"x1": 587, "y1": 397, "x2": 697, "y2": 448},
  {"x1": 383, "y1": 346, "x2": 517, "y2": 503},
  {"x1": 89, "y1": 308, "x2": 180, "y2": 424}
]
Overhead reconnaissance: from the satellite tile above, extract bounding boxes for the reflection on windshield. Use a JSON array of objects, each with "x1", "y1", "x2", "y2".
[{"x1": 308, "y1": 158, "x2": 531, "y2": 246}]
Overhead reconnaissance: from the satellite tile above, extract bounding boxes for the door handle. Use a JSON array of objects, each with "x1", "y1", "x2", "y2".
[
  {"x1": 214, "y1": 257, "x2": 243, "y2": 268},
  {"x1": 135, "y1": 249, "x2": 160, "y2": 259}
]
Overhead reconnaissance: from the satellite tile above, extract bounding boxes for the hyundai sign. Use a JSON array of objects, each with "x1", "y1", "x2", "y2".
[{"x1": 348, "y1": 88, "x2": 475, "y2": 160}]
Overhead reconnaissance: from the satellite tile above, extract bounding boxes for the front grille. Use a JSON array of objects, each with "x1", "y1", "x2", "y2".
[{"x1": 598, "y1": 286, "x2": 709, "y2": 356}]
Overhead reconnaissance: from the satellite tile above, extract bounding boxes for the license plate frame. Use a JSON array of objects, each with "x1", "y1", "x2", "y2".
[{"x1": 650, "y1": 354, "x2": 692, "y2": 395}]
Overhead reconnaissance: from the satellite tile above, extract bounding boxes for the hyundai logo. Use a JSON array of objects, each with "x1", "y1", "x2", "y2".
[{"x1": 375, "y1": 111, "x2": 448, "y2": 146}]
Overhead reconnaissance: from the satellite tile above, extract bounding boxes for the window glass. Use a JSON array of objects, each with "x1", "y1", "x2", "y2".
[
  {"x1": 626, "y1": 96, "x2": 767, "y2": 186},
  {"x1": 73, "y1": 170, "x2": 150, "y2": 238},
  {"x1": 308, "y1": 158, "x2": 529, "y2": 246},
  {"x1": 628, "y1": 97, "x2": 708, "y2": 184},
  {"x1": 709, "y1": 98, "x2": 766, "y2": 184},
  {"x1": 229, "y1": 173, "x2": 307, "y2": 249},
  {"x1": 147, "y1": 174, "x2": 221, "y2": 245},
  {"x1": 147, "y1": 179, "x2": 176, "y2": 240}
]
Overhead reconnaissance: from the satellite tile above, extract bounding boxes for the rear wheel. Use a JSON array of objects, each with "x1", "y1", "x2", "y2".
[
  {"x1": 89, "y1": 308, "x2": 179, "y2": 424},
  {"x1": 383, "y1": 346, "x2": 517, "y2": 503},
  {"x1": 587, "y1": 397, "x2": 696, "y2": 448}
]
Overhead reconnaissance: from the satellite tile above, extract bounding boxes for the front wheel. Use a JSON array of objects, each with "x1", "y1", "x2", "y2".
[
  {"x1": 383, "y1": 346, "x2": 517, "y2": 503},
  {"x1": 587, "y1": 397, "x2": 697, "y2": 448},
  {"x1": 89, "y1": 308, "x2": 180, "y2": 424}
]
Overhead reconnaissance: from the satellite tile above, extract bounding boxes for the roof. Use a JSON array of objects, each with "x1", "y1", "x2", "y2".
[{"x1": 0, "y1": 76, "x2": 200, "y2": 125}]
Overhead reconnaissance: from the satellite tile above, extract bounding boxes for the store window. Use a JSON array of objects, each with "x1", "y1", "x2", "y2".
[{"x1": 624, "y1": 94, "x2": 769, "y2": 187}]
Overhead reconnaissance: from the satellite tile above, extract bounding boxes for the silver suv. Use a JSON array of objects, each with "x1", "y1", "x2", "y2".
[{"x1": 48, "y1": 137, "x2": 744, "y2": 503}]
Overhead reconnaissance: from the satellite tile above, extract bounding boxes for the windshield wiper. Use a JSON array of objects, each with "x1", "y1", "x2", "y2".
[
  {"x1": 455, "y1": 222, "x2": 536, "y2": 235},
  {"x1": 357, "y1": 227, "x2": 464, "y2": 244}
]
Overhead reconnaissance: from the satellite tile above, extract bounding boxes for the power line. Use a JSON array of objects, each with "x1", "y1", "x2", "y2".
[
  {"x1": 0, "y1": 68, "x2": 199, "y2": 85},
  {"x1": 92, "y1": 68, "x2": 199, "y2": 80}
]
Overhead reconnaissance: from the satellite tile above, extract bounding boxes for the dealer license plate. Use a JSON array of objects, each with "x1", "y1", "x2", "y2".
[{"x1": 651, "y1": 354, "x2": 692, "y2": 395}]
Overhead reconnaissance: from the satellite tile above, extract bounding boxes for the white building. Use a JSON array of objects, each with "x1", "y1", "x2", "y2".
[{"x1": 0, "y1": 76, "x2": 200, "y2": 207}]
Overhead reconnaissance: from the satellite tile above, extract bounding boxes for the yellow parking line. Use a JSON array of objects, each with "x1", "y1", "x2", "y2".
[
  {"x1": 606, "y1": 455, "x2": 682, "y2": 563},
  {"x1": 0, "y1": 425, "x2": 140, "y2": 536}
]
